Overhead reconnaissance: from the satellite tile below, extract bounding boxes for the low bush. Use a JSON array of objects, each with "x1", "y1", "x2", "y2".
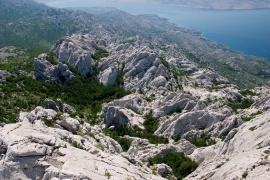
[
  {"x1": 189, "y1": 133, "x2": 216, "y2": 147},
  {"x1": 148, "y1": 151, "x2": 198, "y2": 180}
]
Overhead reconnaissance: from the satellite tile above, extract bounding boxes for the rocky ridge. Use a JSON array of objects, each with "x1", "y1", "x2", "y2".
[{"x1": 47, "y1": 34, "x2": 246, "y2": 141}]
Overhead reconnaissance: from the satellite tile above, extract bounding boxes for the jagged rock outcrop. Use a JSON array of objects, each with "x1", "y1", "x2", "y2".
[
  {"x1": 50, "y1": 34, "x2": 101, "y2": 76},
  {"x1": 34, "y1": 53, "x2": 74, "y2": 81},
  {"x1": 0, "y1": 107, "x2": 165, "y2": 180},
  {"x1": 186, "y1": 110, "x2": 270, "y2": 180}
]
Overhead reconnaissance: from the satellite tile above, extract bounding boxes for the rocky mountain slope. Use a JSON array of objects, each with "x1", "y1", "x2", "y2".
[{"x1": 1, "y1": 0, "x2": 270, "y2": 179}]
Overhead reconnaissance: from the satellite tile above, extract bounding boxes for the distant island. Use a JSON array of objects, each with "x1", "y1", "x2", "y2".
[{"x1": 35, "y1": 0, "x2": 270, "y2": 10}]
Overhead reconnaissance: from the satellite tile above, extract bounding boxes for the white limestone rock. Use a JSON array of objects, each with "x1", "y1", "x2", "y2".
[
  {"x1": 50, "y1": 34, "x2": 99, "y2": 76},
  {"x1": 34, "y1": 53, "x2": 74, "y2": 81},
  {"x1": 0, "y1": 108, "x2": 165, "y2": 180},
  {"x1": 59, "y1": 117, "x2": 80, "y2": 133},
  {"x1": 186, "y1": 110, "x2": 270, "y2": 180},
  {"x1": 100, "y1": 67, "x2": 118, "y2": 85}
]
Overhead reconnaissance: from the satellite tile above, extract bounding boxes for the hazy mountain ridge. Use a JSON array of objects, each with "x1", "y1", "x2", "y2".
[
  {"x1": 0, "y1": 0, "x2": 97, "y2": 49},
  {"x1": 35, "y1": 0, "x2": 270, "y2": 10}
]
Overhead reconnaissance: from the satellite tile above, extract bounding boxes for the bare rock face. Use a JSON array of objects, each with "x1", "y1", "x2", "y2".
[
  {"x1": 34, "y1": 53, "x2": 74, "y2": 81},
  {"x1": 100, "y1": 94, "x2": 146, "y2": 128},
  {"x1": 186, "y1": 111, "x2": 270, "y2": 180},
  {"x1": 99, "y1": 67, "x2": 118, "y2": 85},
  {"x1": 50, "y1": 34, "x2": 99, "y2": 76}
]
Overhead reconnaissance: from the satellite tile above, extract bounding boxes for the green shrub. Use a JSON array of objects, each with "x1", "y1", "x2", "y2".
[
  {"x1": 71, "y1": 141, "x2": 83, "y2": 149},
  {"x1": 116, "y1": 138, "x2": 132, "y2": 151},
  {"x1": 41, "y1": 118, "x2": 55, "y2": 128},
  {"x1": 143, "y1": 112, "x2": 159, "y2": 134},
  {"x1": 227, "y1": 98, "x2": 253, "y2": 112},
  {"x1": 91, "y1": 48, "x2": 109, "y2": 60},
  {"x1": 240, "y1": 89, "x2": 258, "y2": 96},
  {"x1": 167, "y1": 107, "x2": 182, "y2": 116},
  {"x1": 159, "y1": 57, "x2": 170, "y2": 70},
  {"x1": 172, "y1": 135, "x2": 181, "y2": 142},
  {"x1": 148, "y1": 151, "x2": 198, "y2": 180},
  {"x1": 189, "y1": 133, "x2": 216, "y2": 148}
]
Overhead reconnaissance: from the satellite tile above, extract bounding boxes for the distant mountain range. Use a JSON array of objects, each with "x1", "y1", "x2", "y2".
[{"x1": 35, "y1": 0, "x2": 270, "y2": 9}]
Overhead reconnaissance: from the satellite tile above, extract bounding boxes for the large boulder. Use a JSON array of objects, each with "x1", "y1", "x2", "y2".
[{"x1": 59, "y1": 116, "x2": 80, "y2": 133}]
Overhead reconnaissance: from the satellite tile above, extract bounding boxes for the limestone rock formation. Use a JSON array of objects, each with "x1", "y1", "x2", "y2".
[
  {"x1": 186, "y1": 110, "x2": 270, "y2": 180},
  {"x1": 50, "y1": 34, "x2": 100, "y2": 76},
  {"x1": 0, "y1": 107, "x2": 165, "y2": 180},
  {"x1": 34, "y1": 53, "x2": 74, "y2": 81}
]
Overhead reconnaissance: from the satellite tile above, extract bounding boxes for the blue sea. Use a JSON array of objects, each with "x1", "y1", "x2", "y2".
[{"x1": 47, "y1": 1, "x2": 270, "y2": 60}]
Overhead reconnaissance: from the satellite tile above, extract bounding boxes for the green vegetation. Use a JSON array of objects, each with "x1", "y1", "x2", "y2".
[
  {"x1": 41, "y1": 118, "x2": 56, "y2": 128},
  {"x1": 242, "y1": 170, "x2": 248, "y2": 179},
  {"x1": 239, "y1": 89, "x2": 258, "y2": 97},
  {"x1": 46, "y1": 52, "x2": 58, "y2": 65},
  {"x1": 95, "y1": 143, "x2": 105, "y2": 151},
  {"x1": 148, "y1": 151, "x2": 198, "y2": 180},
  {"x1": 241, "y1": 111, "x2": 263, "y2": 122},
  {"x1": 143, "y1": 112, "x2": 159, "y2": 134},
  {"x1": 91, "y1": 48, "x2": 110, "y2": 60},
  {"x1": 227, "y1": 98, "x2": 253, "y2": 113},
  {"x1": 159, "y1": 57, "x2": 170, "y2": 70},
  {"x1": 173, "y1": 69, "x2": 189, "y2": 78},
  {"x1": 0, "y1": 0, "x2": 95, "y2": 50},
  {"x1": 105, "y1": 170, "x2": 112, "y2": 179},
  {"x1": 167, "y1": 107, "x2": 182, "y2": 116},
  {"x1": 71, "y1": 141, "x2": 83, "y2": 149},
  {"x1": 249, "y1": 126, "x2": 256, "y2": 131},
  {"x1": 189, "y1": 133, "x2": 216, "y2": 148},
  {"x1": 172, "y1": 135, "x2": 181, "y2": 142}
]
